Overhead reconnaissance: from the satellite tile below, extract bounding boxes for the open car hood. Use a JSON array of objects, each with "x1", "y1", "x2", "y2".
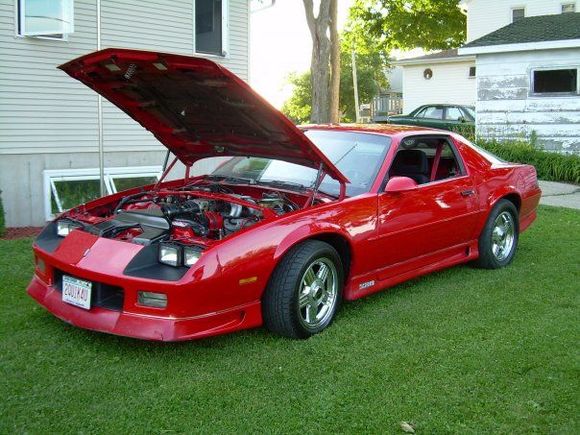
[{"x1": 59, "y1": 48, "x2": 347, "y2": 183}]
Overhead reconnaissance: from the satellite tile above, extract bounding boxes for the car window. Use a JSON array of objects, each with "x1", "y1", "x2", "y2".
[
  {"x1": 461, "y1": 107, "x2": 476, "y2": 121},
  {"x1": 413, "y1": 107, "x2": 427, "y2": 118},
  {"x1": 445, "y1": 107, "x2": 463, "y2": 120},
  {"x1": 418, "y1": 106, "x2": 443, "y2": 119},
  {"x1": 388, "y1": 136, "x2": 464, "y2": 185}
]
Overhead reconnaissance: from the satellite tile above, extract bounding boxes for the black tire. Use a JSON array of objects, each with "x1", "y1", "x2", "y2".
[
  {"x1": 262, "y1": 240, "x2": 344, "y2": 339},
  {"x1": 475, "y1": 199, "x2": 519, "y2": 269}
]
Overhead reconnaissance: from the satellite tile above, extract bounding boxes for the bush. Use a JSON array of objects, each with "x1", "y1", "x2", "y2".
[
  {"x1": 0, "y1": 190, "x2": 5, "y2": 237},
  {"x1": 476, "y1": 139, "x2": 580, "y2": 184}
]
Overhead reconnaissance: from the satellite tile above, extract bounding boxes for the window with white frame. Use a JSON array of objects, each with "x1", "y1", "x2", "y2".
[
  {"x1": 562, "y1": 3, "x2": 576, "y2": 13},
  {"x1": 17, "y1": 0, "x2": 74, "y2": 39},
  {"x1": 532, "y1": 68, "x2": 579, "y2": 95},
  {"x1": 512, "y1": 7, "x2": 525, "y2": 22},
  {"x1": 195, "y1": 0, "x2": 227, "y2": 56},
  {"x1": 43, "y1": 167, "x2": 161, "y2": 221}
]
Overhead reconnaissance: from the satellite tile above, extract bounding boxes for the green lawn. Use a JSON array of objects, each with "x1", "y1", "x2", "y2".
[{"x1": 1, "y1": 206, "x2": 578, "y2": 433}]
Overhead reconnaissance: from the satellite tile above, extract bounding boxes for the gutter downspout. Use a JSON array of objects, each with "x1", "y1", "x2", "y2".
[{"x1": 97, "y1": 0, "x2": 105, "y2": 196}]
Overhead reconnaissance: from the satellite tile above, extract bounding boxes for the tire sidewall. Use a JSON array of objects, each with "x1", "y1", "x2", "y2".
[
  {"x1": 292, "y1": 246, "x2": 344, "y2": 336},
  {"x1": 481, "y1": 200, "x2": 519, "y2": 268}
]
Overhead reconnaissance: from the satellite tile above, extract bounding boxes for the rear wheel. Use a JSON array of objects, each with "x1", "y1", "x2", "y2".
[
  {"x1": 262, "y1": 240, "x2": 344, "y2": 339},
  {"x1": 475, "y1": 199, "x2": 519, "y2": 269}
]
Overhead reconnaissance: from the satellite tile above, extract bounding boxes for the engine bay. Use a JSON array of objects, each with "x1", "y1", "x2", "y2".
[{"x1": 58, "y1": 182, "x2": 308, "y2": 249}]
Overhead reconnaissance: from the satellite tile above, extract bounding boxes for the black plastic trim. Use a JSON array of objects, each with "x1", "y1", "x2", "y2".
[
  {"x1": 53, "y1": 269, "x2": 124, "y2": 311},
  {"x1": 123, "y1": 244, "x2": 189, "y2": 281},
  {"x1": 34, "y1": 222, "x2": 63, "y2": 253}
]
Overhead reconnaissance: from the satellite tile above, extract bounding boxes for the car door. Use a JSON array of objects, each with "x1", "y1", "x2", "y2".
[{"x1": 374, "y1": 136, "x2": 480, "y2": 280}]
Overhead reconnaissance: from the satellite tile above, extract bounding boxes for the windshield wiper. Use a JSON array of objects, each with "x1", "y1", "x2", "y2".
[{"x1": 256, "y1": 180, "x2": 307, "y2": 192}]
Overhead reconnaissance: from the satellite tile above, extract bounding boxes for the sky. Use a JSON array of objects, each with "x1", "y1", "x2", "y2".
[{"x1": 249, "y1": 0, "x2": 351, "y2": 109}]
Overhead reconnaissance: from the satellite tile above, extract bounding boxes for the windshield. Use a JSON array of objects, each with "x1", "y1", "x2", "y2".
[{"x1": 188, "y1": 130, "x2": 391, "y2": 197}]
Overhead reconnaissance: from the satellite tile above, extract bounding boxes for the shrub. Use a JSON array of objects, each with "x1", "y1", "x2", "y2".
[
  {"x1": 0, "y1": 190, "x2": 5, "y2": 237},
  {"x1": 476, "y1": 139, "x2": 580, "y2": 184}
]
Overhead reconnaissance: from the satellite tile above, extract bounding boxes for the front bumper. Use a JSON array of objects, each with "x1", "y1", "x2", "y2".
[{"x1": 27, "y1": 275, "x2": 262, "y2": 341}]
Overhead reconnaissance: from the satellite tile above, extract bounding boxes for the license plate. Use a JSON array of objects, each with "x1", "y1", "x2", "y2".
[{"x1": 62, "y1": 275, "x2": 92, "y2": 310}]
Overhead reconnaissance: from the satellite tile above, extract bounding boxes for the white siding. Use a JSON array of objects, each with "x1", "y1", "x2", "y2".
[
  {"x1": 0, "y1": 0, "x2": 250, "y2": 226},
  {"x1": 402, "y1": 60, "x2": 476, "y2": 113},
  {"x1": 0, "y1": 0, "x2": 250, "y2": 156},
  {"x1": 466, "y1": 0, "x2": 579, "y2": 42},
  {"x1": 0, "y1": 0, "x2": 99, "y2": 155},
  {"x1": 475, "y1": 48, "x2": 580, "y2": 152}
]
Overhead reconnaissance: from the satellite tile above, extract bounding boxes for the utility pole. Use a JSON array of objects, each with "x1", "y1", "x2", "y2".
[
  {"x1": 96, "y1": 0, "x2": 105, "y2": 196},
  {"x1": 351, "y1": 50, "x2": 360, "y2": 123}
]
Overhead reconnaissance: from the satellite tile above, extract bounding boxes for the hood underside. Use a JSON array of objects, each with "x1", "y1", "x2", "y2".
[{"x1": 59, "y1": 48, "x2": 347, "y2": 183}]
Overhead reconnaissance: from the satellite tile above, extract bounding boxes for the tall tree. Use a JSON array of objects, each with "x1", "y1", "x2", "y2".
[
  {"x1": 329, "y1": 0, "x2": 340, "y2": 123},
  {"x1": 345, "y1": 0, "x2": 466, "y2": 54},
  {"x1": 281, "y1": 47, "x2": 388, "y2": 124},
  {"x1": 303, "y1": 0, "x2": 340, "y2": 124}
]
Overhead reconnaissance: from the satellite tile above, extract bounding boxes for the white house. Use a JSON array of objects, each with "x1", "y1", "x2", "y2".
[
  {"x1": 0, "y1": 0, "x2": 250, "y2": 227},
  {"x1": 459, "y1": 13, "x2": 580, "y2": 153},
  {"x1": 394, "y1": 0, "x2": 579, "y2": 127},
  {"x1": 394, "y1": 49, "x2": 476, "y2": 114}
]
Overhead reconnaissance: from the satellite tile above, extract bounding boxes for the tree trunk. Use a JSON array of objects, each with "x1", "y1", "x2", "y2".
[
  {"x1": 329, "y1": 0, "x2": 340, "y2": 123},
  {"x1": 303, "y1": 0, "x2": 332, "y2": 124}
]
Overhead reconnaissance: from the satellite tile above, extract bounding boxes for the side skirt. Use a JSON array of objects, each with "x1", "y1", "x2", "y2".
[{"x1": 344, "y1": 240, "x2": 479, "y2": 301}]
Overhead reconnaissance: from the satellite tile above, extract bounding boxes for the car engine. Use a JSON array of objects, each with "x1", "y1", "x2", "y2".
[{"x1": 60, "y1": 187, "x2": 301, "y2": 247}]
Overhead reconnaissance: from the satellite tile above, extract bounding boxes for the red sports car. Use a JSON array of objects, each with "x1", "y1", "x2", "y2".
[{"x1": 27, "y1": 49, "x2": 541, "y2": 341}]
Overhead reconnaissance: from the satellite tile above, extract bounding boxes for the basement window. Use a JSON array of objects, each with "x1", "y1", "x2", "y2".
[
  {"x1": 512, "y1": 7, "x2": 525, "y2": 22},
  {"x1": 195, "y1": 0, "x2": 228, "y2": 56},
  {"x1": 43, "y1": 167, "x2": 161, "y2": 221},
  {"x1": 532, "y1": 68, "x2": 578, "y2": 95},
  {"x1": 17, "y1": 0, "x2": 74, "y2": 40}
]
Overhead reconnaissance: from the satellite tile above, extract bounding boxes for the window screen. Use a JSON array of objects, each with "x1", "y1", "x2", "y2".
[
  {"x1": 52, "y1": 179, "x2": 101, "y2": 214},
  {"x1": 512, "y1": 8, "x2": 525, "y2": 22},
  {"x1": 533, "y1": 69, "x2": 578, "y2": 94},
  {"x1": 196, "y1": 0, "x2": 223, "y2": 56}
]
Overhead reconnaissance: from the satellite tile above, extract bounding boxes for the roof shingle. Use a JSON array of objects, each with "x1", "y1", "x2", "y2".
[{"x1": 463, "y1": 13, "x2": 580, "y2": 48}]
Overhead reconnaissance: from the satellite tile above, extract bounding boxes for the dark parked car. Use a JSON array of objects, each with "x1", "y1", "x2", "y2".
[{"x1": 387, "y1": 104, "x2": 475, "y2": 131}]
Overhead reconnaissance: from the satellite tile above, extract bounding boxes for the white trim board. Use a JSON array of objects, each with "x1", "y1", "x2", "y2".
[{"x1": 459, "y1": 39, "x2": 580, "y2": 55}]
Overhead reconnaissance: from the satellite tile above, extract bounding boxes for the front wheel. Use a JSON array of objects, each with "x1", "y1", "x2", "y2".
[
  {"x1": 475, "y1": 199, "x2": 519, "y2": 269},
  {"x1": 262, "y1": 240, "x2": 344, "y2": 339}
]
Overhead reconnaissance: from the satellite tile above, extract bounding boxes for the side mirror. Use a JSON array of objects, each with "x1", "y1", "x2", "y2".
[{"x1": 384, "y1": 176, "x2": 418, "y2": 193}]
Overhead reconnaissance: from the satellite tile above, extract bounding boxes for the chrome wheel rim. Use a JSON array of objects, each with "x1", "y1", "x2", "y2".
[
  {"x1": 491, "y1": 211, "x2": 515, "y2": 262},
  {"x1": 297, "y1": 258, "x2": 338, "y2": 330}
]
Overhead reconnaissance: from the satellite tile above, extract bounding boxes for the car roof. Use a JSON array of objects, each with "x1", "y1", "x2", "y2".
[{"x1": 299, "y1": 123, "x2": 451, "y2": 139}]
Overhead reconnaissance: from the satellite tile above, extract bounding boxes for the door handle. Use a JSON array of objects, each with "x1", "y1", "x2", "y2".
[{"x1": 461, "y1": 189, "x2": 475, "y2": 197}]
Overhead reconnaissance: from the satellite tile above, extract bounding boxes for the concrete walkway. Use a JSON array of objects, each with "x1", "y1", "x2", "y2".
[{"x1": 539, "y1": 180, "x2": 580, "y2": 210}]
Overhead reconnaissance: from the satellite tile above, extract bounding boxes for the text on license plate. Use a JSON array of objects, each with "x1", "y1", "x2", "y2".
[{"x1": 62, "y1": 275, "x2": 92, "y2": 310}]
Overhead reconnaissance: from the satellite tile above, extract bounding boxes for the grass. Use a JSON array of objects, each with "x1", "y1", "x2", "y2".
[{"x1": 1, "y1": 206, "x2": 578, "y2": 433}]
